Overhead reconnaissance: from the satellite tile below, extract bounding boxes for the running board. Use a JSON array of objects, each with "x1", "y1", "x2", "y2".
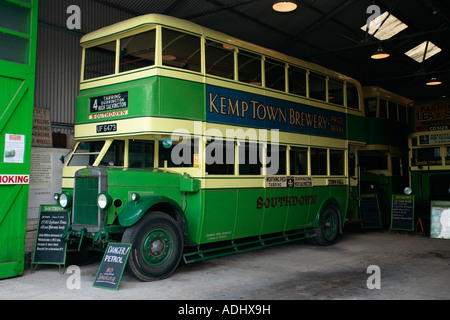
[{"x1": 183, "y1": 229, "x2": 314, "y2": 264}]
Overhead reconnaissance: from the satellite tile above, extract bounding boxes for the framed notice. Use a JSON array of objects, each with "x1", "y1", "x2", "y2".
[
  {"x1": 93, "y1": 243, "x2": 131, "y2": 290},
  {"x1": 32, "y1": 205, "x2": 69, "y2": 271},
  {"x1": 391, "y1": 195, "x2": 414, "y2": 231},
  {"x1": 430, "y1": 201, "x2": 450, "y2": 239}
]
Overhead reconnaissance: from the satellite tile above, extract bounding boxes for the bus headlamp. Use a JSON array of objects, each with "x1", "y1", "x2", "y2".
[
  {"x1": 97, "y1": 192, "x2": 112, "y2": 210},
  {"x1": 54, "y1": 193, "x2": 60, "y2": 202},
  {"x1": 59, "y1": 192, "x2": 72, "y2": 208},
  {"x1": 131, "y1": 192, "x2": 140, "y2": 201},
  {"x1": 404, "y1": 187, "x2": 413, "y2": 195}
]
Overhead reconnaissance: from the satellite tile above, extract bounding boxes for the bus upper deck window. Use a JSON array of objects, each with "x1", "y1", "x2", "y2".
[
  {"x1": 205, "y1": 40, "x2": 234, "y2": 80},
  {"x1": 288, "y1": 66, "x2": 307, "y2": 97},
  {"x1": 378, "y1": 99, "x2": 388, "y2": 118},
  {"x1": 238, "y1": 50, "x2": 262, "y2": 86},
  {"x1": 68, "y1": 141, "x2": 105, "y2": 166},
  {"x1": 119, "y1": 30, "x2": 156, "y2": 73},
  {"x1": 398, "y1": 105, "x2": 407, "y2": 124},
  {"x1": 265, "y1": 58, "x2": 285, "y2": 92},
  {"x1": 388, "y1": 101, "x2": 398, "y2": 121},
  {"x1": 364, "y1": 98, "x2": 377, "y2": 117},
  {"x1": 84, "y1": 41, "x2": 116, "y2": 80},
  {"x1": 309, "y1": 72, "x2": 326, "y2": 101},
  {"x1": 328, "y1": 78, "x2": 344, "y2": 106},
  {"x1": 162, "y1": 28, "x2": 201, "y2": 73},
  {"x1": 346, "y1": 82, "x2": 360, "y2": 109}
]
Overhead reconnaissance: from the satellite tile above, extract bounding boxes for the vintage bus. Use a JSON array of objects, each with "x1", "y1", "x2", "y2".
[
  {"x1": 54, "y1": 14, "x2": 365, "y2": 281},
  {"x1": 408, "y1": 98, "x2": 450, "y2": 230},
  {"x1": 355, "y1": 86, "x2": 412, "y2": 227}
]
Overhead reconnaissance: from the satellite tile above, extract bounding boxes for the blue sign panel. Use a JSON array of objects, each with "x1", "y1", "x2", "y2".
[{"x1": 206, "y1": 85, "x2": 346, "y2": 139}]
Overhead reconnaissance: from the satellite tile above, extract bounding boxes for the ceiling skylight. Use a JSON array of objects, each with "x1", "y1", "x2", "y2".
[
  {"x1": 361, "y1": 11, "x2": 408, "y2": 40},
  {"x1": 404, "y1": 41, "x2": 442, "y2": 63}
]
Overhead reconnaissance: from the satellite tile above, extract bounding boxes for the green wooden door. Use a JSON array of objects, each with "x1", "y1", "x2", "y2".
[{"x1": 0, "y1": 0, "x2": 38, "y2": 279}]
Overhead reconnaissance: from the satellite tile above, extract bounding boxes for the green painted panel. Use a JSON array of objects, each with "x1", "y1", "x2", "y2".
[
  {"x1": 202, "y1": 188, "x2": 238, "y2": 243},
  {"x1": 199, "y1": 185, "x2": 348, "y2": 244},
  {"x1": 0, "y1": 0, "x2": 38, "y2": 280},
  {"x1": 347, "y1": 113, "x2": 366, "y2": 142},
  {"x1": 159, "y1": 77, "x2": 205, "y2": 120},
  {"x1": 234, "y1": 188, "x2": 263, "y2": 239},
  {"x1": 76, "y1": 76, "x2": 205, "y2": 125}
]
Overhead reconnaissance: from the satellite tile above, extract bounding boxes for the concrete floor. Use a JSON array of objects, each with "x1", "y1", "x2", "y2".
[{"x1": 1, "y1": 230, "x2": 449, "y2": 300}]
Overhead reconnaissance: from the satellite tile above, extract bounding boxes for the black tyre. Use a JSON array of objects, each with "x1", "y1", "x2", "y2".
[
  {"x1": 312, "y1": 205, "x2": 340, "y2": 246},
  {"x1": 121, "y1": 211, "x2": 183, "y2": 281}
]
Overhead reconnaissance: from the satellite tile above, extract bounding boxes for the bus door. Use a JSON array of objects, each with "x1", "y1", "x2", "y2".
[{"x1": 347, "y1": 144, "x2": 361, "y2": 222}]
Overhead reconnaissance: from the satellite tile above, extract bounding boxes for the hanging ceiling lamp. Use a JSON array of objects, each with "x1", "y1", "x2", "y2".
[
  {"x1": 426, "y1": 76, "x2": 442, "y2": 86},
  {"x1": 371, "y1": 46, "x2": 390, "y2": 59},
  {"x1": 272, "y1": 1, "x2": 298, "y2": 12}
]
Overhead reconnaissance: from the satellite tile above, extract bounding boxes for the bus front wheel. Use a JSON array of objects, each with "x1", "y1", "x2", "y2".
[
  {"x1": 122, "y1": 211, "x2": 183, "y2": 281},
  {"x1": 311, "y1": 205, "x2": 339, "y2": 246}
]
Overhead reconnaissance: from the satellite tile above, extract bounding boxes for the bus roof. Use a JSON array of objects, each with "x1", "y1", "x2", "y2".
[
  {"x1": 80, "y1": 13, "x2": 358, "y2": 84},
  {"x1": 362, "y1": 86, "x2": 414, "y2": 107}
]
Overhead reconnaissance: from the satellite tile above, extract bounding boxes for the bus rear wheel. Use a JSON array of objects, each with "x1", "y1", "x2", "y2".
[
  {"x1": 311, "y1": 205, "x2": 339, "y2": 246},
  {"x1": 122, "y1": 211, "x2": 183, "y2": 281}
]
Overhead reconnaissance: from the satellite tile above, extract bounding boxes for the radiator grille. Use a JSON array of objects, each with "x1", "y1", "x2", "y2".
[{"x1": 73, "y1": 176, "x2": 99, "y2": 226}]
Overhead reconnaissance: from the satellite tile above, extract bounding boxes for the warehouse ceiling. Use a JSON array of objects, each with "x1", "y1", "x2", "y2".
[{"x1": 86, "y1": 0, "x2": 450, "y2": 102}]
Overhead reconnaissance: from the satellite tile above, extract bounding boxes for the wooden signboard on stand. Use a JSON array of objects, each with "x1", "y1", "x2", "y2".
[
  {"x1": 391, "y1": 195, "x2": 414, "y2": 232},
  {"x1": 32, "y1": 205, "x2": 69, "y2": 273},
  {"x1": 93, "y1": 243, "x2": 131, "y2": 290}
]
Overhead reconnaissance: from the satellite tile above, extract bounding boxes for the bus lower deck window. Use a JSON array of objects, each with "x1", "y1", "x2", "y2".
[
  {"x1": 68, "y1": 141, "x2": 105, "y2": 166},
  {"x1": 129, "y1": 140, "x2": 155, "y2": 168},
  {"x1": 100, "y1": 140, "x2": 125, "y2": 167},
  {"x1": 330, "y1": 149, "x2": 345, "y2": 175},
  {"x1": 205, "y1": 139, "x2": 235, "y2": 175},
  {"x1": 290, "y1": 147, "x2": 308, "y2": 175},
  {"x1": 239, "y1": 142, "x2": 262, "y2": 175},
  {"x1": 311, "y1": 148, "x2": 327, "y2": 175},
  {"x1": 158, "y1": 138, "x2": 199, "y2": 168}
]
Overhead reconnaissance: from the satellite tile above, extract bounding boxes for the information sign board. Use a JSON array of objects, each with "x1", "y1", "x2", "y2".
[
  {"x1": 391, "y1": 195, "x2": 414, "y2": 231},
  {"x1": 32, "y1": 205, "x2": 68, "y2": 266},
  {"x1": 93, "y1": 243, "x2": 132, "y2": 290},
  {"x1": 430, "y1": 201, "x2": 450, "y2": 239}
]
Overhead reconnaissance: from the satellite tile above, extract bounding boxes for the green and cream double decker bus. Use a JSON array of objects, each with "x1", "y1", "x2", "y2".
[
  {"x1": 356, "y1": 86, "x2": 412, "y2": 227},
  {"x1": 55, "y1": 14, "x2": 364, "y2": 281},
  {"x1": 408, "y1": 98, "x2": 450, "y2": 228}
]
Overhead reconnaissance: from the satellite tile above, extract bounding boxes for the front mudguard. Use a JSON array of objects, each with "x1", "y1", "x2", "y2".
[{"x1": 118, "y1": 196, "x2": 183, "y2": 227}]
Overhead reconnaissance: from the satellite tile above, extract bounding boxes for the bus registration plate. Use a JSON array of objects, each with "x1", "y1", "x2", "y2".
[{"x1": 97, "y1": 123, "x2": 117, "y2": 133}]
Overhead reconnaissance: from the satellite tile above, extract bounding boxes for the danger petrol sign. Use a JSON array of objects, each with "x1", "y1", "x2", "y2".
[{"x1": 0, "y1": 175, "x2": 30, "y2": 185}]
